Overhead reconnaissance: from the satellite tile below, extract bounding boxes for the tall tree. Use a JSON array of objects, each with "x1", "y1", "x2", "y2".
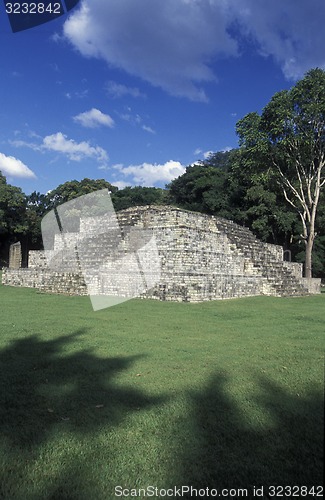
[
  {"x1": 228, "y1": 143, "x2": 299, "y2": 246},
  {"x1": 25, "y1": 191, "x2": 50, "y2": 249},
  {"x1": 0, "y1": 171, "x2": 28, "y2": 265},
  {"x1": 237, "y1": 69, "x2": 325, "y2": 277},
  {"x1": 45, "y1": 178, "x2": 118, "y2": 211}
]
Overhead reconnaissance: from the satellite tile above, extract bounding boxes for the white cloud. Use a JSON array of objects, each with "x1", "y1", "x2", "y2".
[
  {"x1": 112, "y1": 163, "x2": 124, "y2": 170},
  {"x1": 42, "y1": 132, "x2": 108, "y2": 163},
  {"x1": 73, "y1": 108, "x2": 115, "y2": 128},
  {"x1": 236, "y1": 0, "x2": 325, "y2": 79},
  {"x1": 142, "y1": 125, "x2": 156, "y2": 134},
  {"x1": 65, "y1": 89, "x2": 88, "y2": 100},
  {"x1": 51, "y1": 31, "x2": 64, "y2": 43},
  {"x1": 193, "y1": 149, "x2": 214, "y2": 159},
  {"x1": 115, "y1": 160, "x2": 185, "y2": 186},
  {"x1": 48, "y1": 63, "x2": 59, "y2": 72},
  {"x1": 63, "y1": 1, "x2": 236, "y2": 101},
  {"x1": 112, "y1": 180, "x2": 132, "y2": 190},
  {"x1": 117, "y1": 110, "x2": 148, "y2": 129},
  {"x1": 12, "y1": 132, "x2": 109, "y2": 166},
  {"x1": 203, "y1": 150, "x2": 213, "y2": 159},
  {"x1": 63, "y1": 0, "x2": 325, "y2": 100},
  {"x1": 105, "y1": 81, "x2": 145, "y2": 99},
  {"x1": 0, "y1": 152, "x2": 36, "y2": 178},
  {"x1": 9, "y1": 139, "x2": 40, "y2": 150}
]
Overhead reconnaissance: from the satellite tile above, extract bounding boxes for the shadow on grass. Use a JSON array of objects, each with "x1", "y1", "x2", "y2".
[
  {"x1": 0, "y1": 329, "x2": 164, "y2": 498},
  {"x1": 179, "y1": 372, "x2": 324, "y2": 497}
]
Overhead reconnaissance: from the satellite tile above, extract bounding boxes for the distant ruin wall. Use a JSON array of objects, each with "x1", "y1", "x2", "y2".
[{"x1": 1, "y1": 206, "x2": 321, "y2": 301}]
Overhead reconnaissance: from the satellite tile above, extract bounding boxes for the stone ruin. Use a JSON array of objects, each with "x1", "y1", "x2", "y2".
[
  {"x1": 8, "y1": 241, "x2": 22, "y2": 269},
  {"x1": 1, "y1": 205, "x2": 321, "y2": 301}
]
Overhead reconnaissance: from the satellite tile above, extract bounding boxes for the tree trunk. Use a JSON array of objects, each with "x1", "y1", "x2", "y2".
[{"x1": 305, "y1": 236, "x2": 313, "y2": 278}]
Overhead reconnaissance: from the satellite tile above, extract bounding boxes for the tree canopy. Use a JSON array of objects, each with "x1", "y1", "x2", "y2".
[
  {"x1": 236, "y1": 68, "x2": 325, "y2": 277},
  {"x1": 111, "y1": 186, "x2": 167, "y2": 212},
  {"x1": 0, "y1": 172, "x2": 30, "y2": 266},
  {"x1": 167, "y1": 151, "x2": 233, "y2": 216},
  {"x1": 45, "y1": 178, "x2": 118, "y2": 211}
]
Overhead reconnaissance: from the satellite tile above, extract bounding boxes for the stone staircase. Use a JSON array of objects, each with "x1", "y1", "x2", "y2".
[{"x1": 214, "y1": 217, "x2": 311, "y2": 297}]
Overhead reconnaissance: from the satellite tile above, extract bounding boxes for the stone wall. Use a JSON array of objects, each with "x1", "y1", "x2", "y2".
[
  {"x1": 28, "y1": 250, "x2": 48, "y2": 268},
  {"x1": 1, "y1": 205, "x2": 321, "y2": 301},
  {"x1": 2, "y1": 268, "x2": 87, "y2": 295}
]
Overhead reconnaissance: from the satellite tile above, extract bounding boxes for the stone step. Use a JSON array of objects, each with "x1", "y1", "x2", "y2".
[{"x1": 215, "y1": 217, "x2": 312, "y2": 296}]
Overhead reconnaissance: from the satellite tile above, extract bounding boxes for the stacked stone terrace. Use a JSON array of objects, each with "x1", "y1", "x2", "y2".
[{"x1": 2, "y1": 205, "x2": 320, "y2": 301}]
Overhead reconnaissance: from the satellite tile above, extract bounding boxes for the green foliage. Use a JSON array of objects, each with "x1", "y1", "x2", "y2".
[
  {"x1": 0, "y1": 172, "x2": 29, "y2": 265},
  {"x1": 228, "y1": 148, "x2": 298, "y2": 245},
  {"x1": 261, "y1": 68, "x2": 325, "y2": 179},
  {"x1": 111, "y1": 186, "x2": 167, "y2": 211},
  {"x1": 0, "y1": 172, "x2": 30, "y2": 265},
  {"x1": 45, "y1": 178, "x2": 118, "y2": 211},
  {"x1": 0, "y1": 173, "x2": 28, "y2": 236},
  {"x1": 167, "y1": 151, "x2": 233, "y2": 215},
  {"x1": 25, "y1": 191, "x2": 50, "y2": 247}
]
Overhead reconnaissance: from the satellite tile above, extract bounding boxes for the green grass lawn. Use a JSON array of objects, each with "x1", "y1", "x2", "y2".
[{"x1": 0, "y1": 283, "x2": 323, "y2": 499}]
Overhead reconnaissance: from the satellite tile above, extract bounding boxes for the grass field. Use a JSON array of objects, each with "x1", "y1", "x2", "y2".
[{"x1": 0, "y1": 283, "x2": 323, "y2": 499}]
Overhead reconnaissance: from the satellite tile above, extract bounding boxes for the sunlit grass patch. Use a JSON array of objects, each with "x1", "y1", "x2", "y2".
[{"x1": 0, "y1": 284, "x2": 323, "y2": 499}]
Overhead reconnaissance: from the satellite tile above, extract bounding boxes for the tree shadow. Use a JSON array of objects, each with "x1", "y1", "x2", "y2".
[
  {"x1": 179, "y1": 371, "x2": 323, "y2": 497},
  {"x1": 0, "y1": 329, "x2": 165, "y2": 498}
]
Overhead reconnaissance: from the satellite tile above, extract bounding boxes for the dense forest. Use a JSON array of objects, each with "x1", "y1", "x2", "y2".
[{"x1": 1, "y1": 69, "x2": 324, "y2": 279}]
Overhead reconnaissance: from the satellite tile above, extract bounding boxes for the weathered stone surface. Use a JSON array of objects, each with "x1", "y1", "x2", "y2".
[
  {"x1": 8, "y1": 242, "x2": 22, "y2": 269},
  {"x1": 1, "y1": 206, "x2": 321, "y2": 301}
]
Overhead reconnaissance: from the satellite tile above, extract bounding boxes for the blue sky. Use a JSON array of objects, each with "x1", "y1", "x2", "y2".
[{"x1": 0, "y1": 0, "x2": 324, "y2": 195}]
